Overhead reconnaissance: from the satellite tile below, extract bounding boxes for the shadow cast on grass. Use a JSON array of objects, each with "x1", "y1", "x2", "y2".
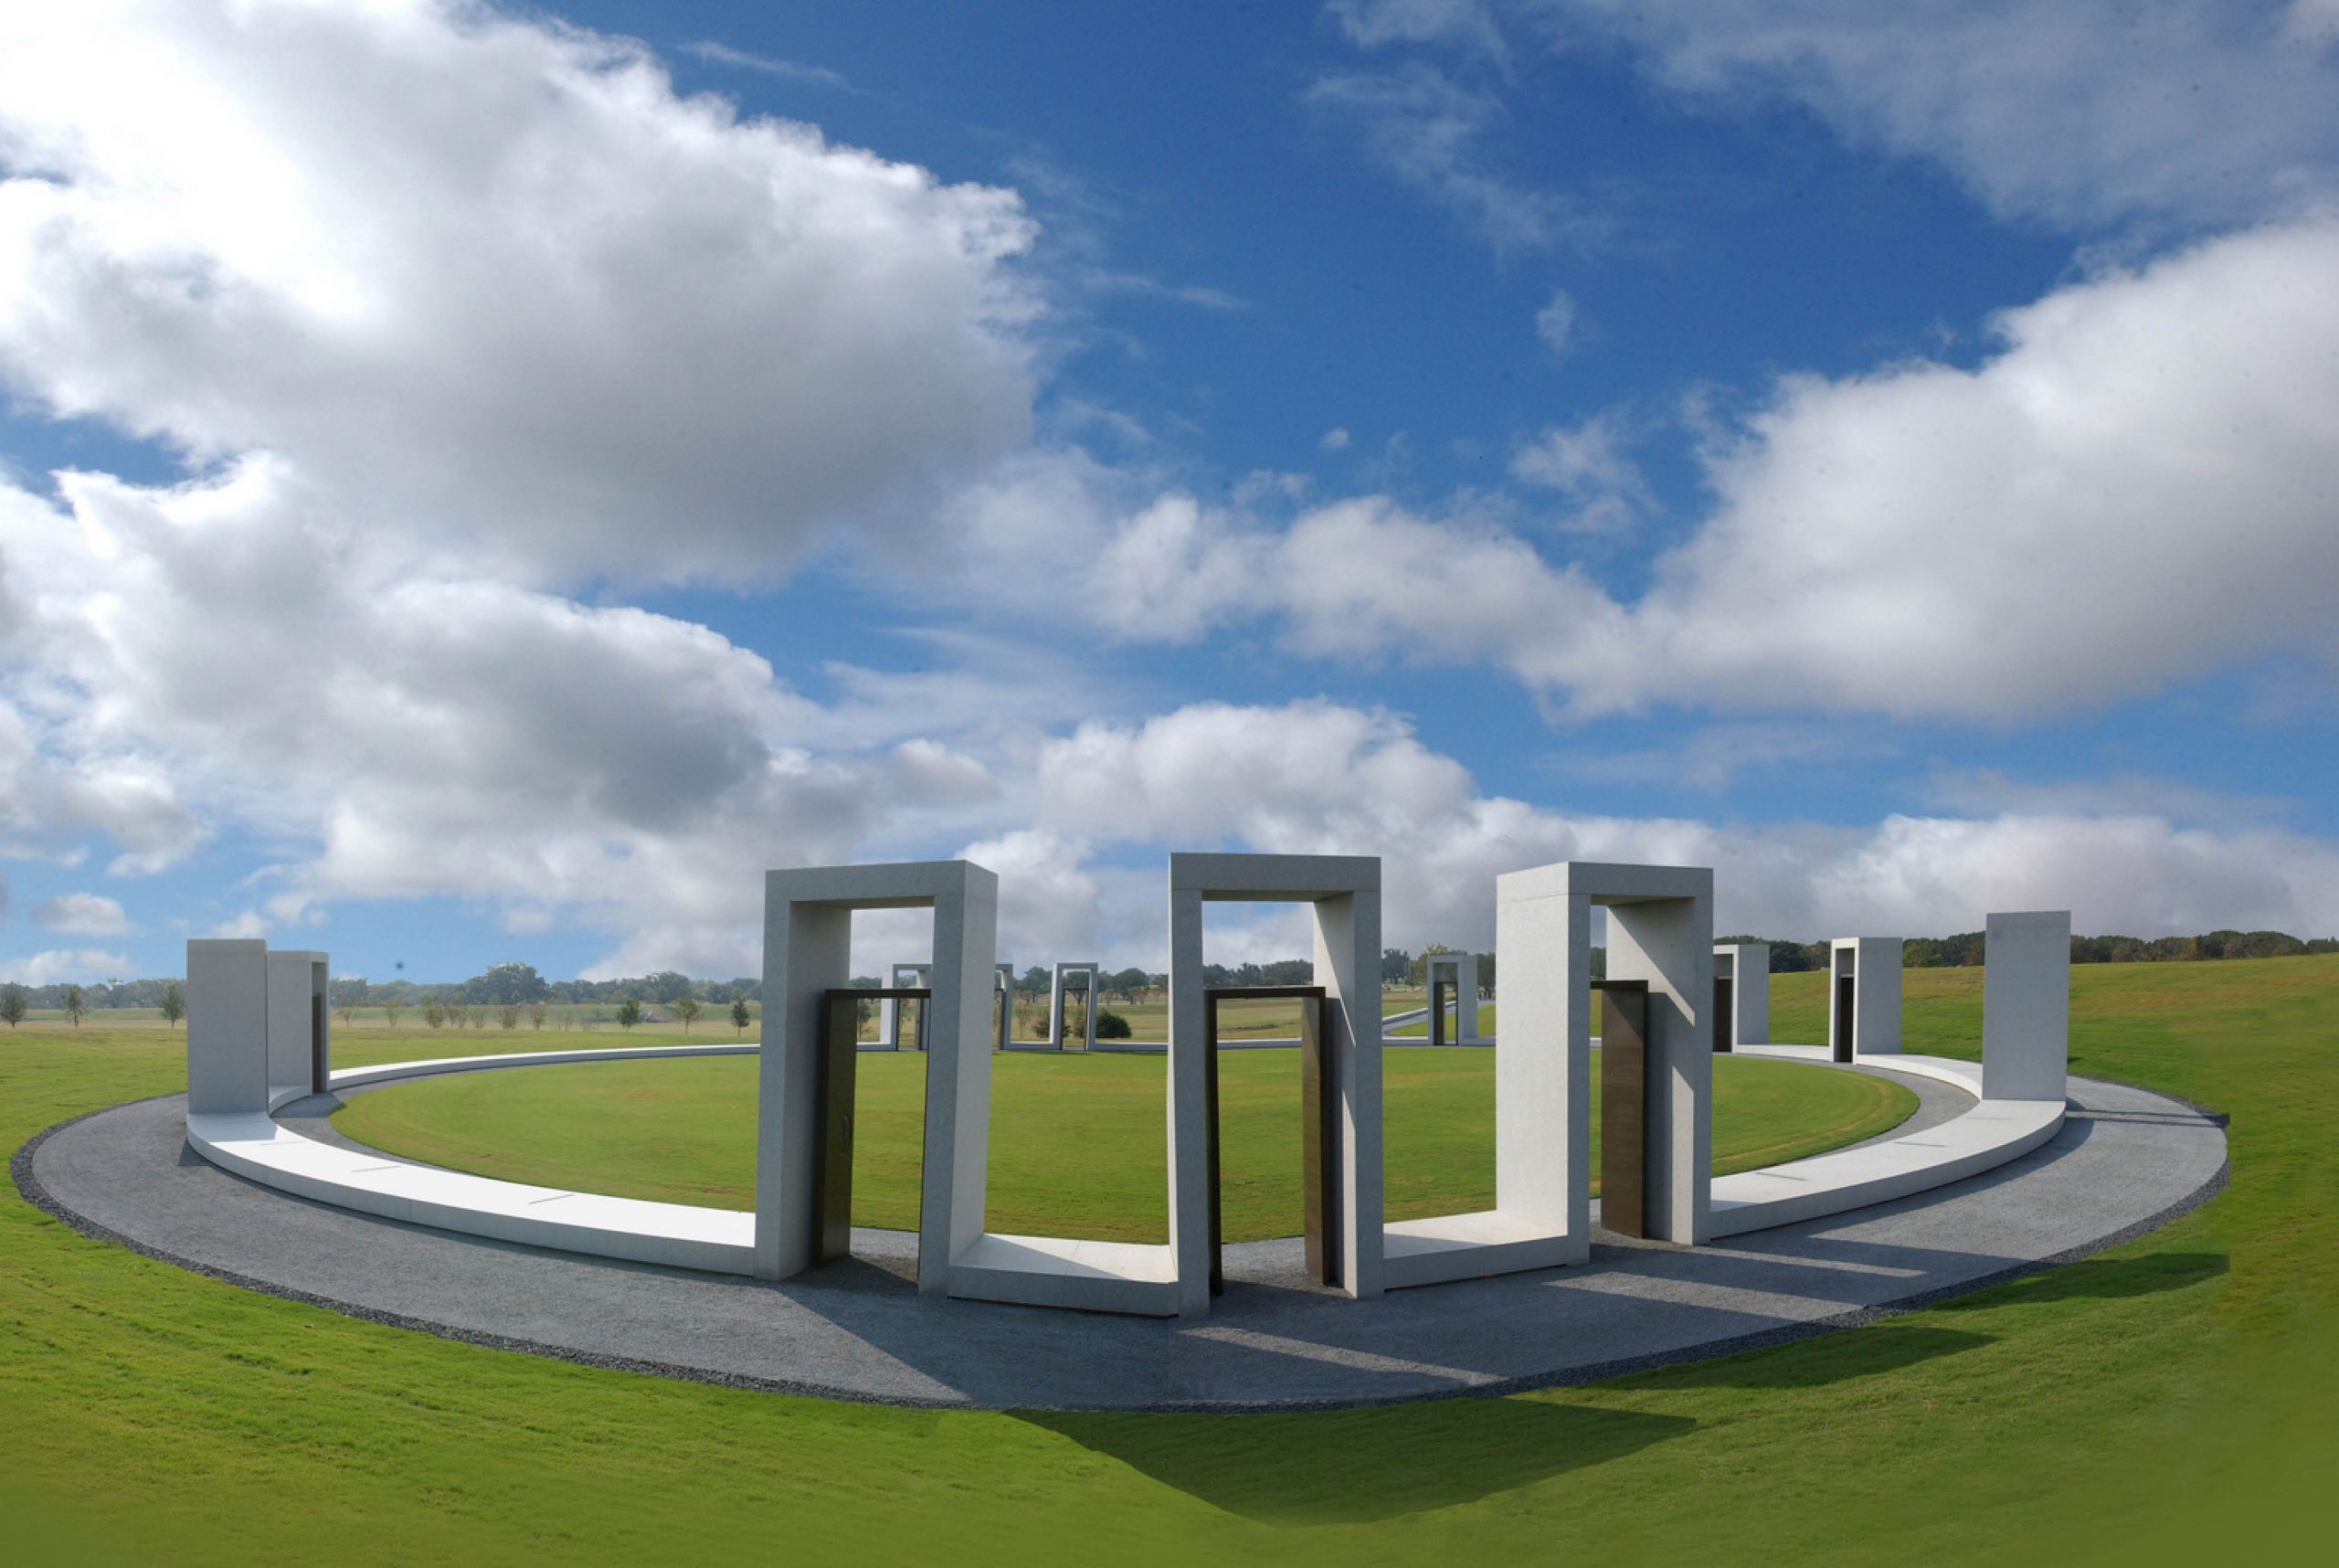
[
  {"x1": 1622, "y1": 1255, "x2": 2227, "y2": 1395},
  {"x1": 1932, "y1": 1249, "x2": 2228, "y2": 1311},
  {"x1": 1017, "y1": 1399, "x2": 1693, "y2": 1525},
  {"x1": 1625, "y1": 1322, "x2": 1993, "y2": 1391}
]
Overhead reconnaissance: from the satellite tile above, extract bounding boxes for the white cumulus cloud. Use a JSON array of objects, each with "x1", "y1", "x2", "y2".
[
  {"x1": 1019, "y1": 699, "x2": 2339, "y2": 960},
  {"x1": 1330, "y1": 0, "x2": 1506, "y2": 58},
  {"x1": 1064, "y1": 218, "x2": 2339, "y2": 721},
  {"x1": 0, "y1": 0, "x2": 1040, "y2": 585},
  {"x1": 31, "y1": 892, "x2": 131, "y2": 937},
  {"x1": 1527, "y1": 0, "x2": 2339, "y2": 228},
  {"x1": 3, "y1": 948, "x2": 131, "y2": 986},
  {"x1": 1534, "y1": 288, "x2": 1577, "y2": 355},
  {"x1": 1599, "y1": 218, "x2": 2339, "y2": 717},
  {"x1": 0, "y1": 460, "x2": 897, "y2": 974}
]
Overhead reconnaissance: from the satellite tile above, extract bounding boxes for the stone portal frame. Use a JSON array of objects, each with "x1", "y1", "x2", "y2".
[
  {"x1": 1049, "y1": 962, "x2": 1099, "y2": 1049},
  {"x1": 1828, "y1": 938, "x2": 1903, "y2": 1063},
  {"x1": 1711, "y1": 943, "x2": 1770, "y2": 1051},
  {"x1": 186, "y1": 938, "x2": 270, "y2": 1117},
  {"x1": 1424, "y1": 952, "x2": 1484, "y2": 1045},
  {"x1": 878, "y1": 961, "x2": 931, "y2": 1049},
  {"x1": 1471, "y1": 861, "x2": 1712, "y2": 1253},
  {"x1": 1983, "y1": 911, "x2": 2069, "y2": 1102},
  {"x1": 1169, "y1": 853, "x2": 1383, "y2": 1311},
  {"x1": 1382, "y1": 854, "x2": 1598, "y2": 1282},
  {"x1": 757, "y1": 863, "x2": 997, "y2": 1293},
  {"x1": 189, "y1": 939, "x2": 332, "y2": 1114},
  {"x1": 266, "y1": 950, "x2": 331, "y2": 1100},
  {"x1": 994, "y1": 963, "x2": 1014, "y2": 1052}
]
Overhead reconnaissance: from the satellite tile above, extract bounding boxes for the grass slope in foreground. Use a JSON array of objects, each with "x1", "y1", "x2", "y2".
[
  {"x1": 1, "y1": 957, "x2": 2327, "y2": 1564},
  {"x1": 327, "y1": 1048, "x2": 1913, "y2": 1241}
]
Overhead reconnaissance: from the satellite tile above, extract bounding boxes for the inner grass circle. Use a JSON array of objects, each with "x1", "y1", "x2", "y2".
[{"x1": 331, "y1": 1050, "x2": 1917, "y2": 1245}]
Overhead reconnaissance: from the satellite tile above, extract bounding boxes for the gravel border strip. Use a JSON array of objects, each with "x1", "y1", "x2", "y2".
[{"x1": 9, "y1": 1082, "x2": 2230, "y2": 1414}]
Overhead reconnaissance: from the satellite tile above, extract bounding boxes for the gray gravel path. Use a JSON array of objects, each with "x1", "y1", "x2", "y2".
[{"x1": 18, "y1": 1071, "x2": 2223, "y2": 1412}]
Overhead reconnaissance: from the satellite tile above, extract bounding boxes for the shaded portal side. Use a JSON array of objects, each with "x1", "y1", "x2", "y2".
[
  {"x1": 1595, "y1": 980, "x2": 1649, "y2": 1237},
  {"x1": 1833, "y1": 973, "x2": 1856, "y2": 1063},
  {"x1": 1204, "y1": 985, "x2": 1332, "y2": 1294},
  {"x1": 813, "y1": 987, "x2": 928, "y2": 1264}
]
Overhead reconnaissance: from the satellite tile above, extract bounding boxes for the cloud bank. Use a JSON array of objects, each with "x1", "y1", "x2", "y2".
[
  {"x1": 1, "y1": 2, "x2": 2334, "y2": 980},
  {"x1": 0, "y1": 0, "x2": 1039, "y2": 585}
]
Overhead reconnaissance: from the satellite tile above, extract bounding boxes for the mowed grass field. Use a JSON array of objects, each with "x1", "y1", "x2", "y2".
[
  {"x1": 328, "y1": 1048, "x2": 1916, "y2": 1241},
  {"x1": 0, "y1": 957, "x2": 2327, "y2": 1563},
  {"x1": 1389, "y1": 1001, "x2": 1497, "y2": 1038}
]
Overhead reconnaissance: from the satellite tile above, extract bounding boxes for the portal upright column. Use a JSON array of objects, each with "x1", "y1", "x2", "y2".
[
  {"x1": 185, "y1": 938, "x2": 270, "y2": 1118},
  {"x1": 1983, "y1": 911, "x2": 2070, "y2": 1101}
]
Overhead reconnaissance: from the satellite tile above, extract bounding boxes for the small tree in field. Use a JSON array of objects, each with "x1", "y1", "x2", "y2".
[
  {"x1": 337, "y1": 998, "x2": 358, "y2": 1026},
  {"x1": 1, "y1": 983, "x2": 26, "y2": 1030},
  {"x1": 422, "y1": 1000, "x2": 446, "y2": 1029},
  {"x1": 382, "y1": 999, "x2": 404, "y2": 1028},
  {"x1": 63, "y1": 985, "x2": 86, "y2": 1027},
  {"x1": 730, "y1": 998, "x2": 751, "y2": 1036},
  {"x1": 529, "y1": 1002, "x2": 548, "y2": 1031},
  {"x1": 498, "y1": 1002, "x2": 521, "y2": 1030},
  {"x1": 617, "y1": 996, "x2": 641, "y2": 1031},
  {"x1": 674, "y1": 996, "x2": 702, "y2": 1033},
  {"x1": 159, "y1": 982, "x2": 185, "y2": 1029}
]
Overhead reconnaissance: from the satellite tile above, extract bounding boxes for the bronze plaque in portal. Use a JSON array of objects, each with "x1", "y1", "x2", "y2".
[{"x1": 1596, "y1": 980, "x2": 1649, "y2": 1238}]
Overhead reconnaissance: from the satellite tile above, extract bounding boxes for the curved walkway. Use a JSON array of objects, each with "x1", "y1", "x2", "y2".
[
  {"x1": 20, "y1": 1070, "x2": 2224, "y2": 1411},
  {"x1": 1711, "y1": 1047, "x2": 2063, "y2": 1236},
  {"x1": 206, "y1": 1044, "x2": 2008, "y2": 1286}
]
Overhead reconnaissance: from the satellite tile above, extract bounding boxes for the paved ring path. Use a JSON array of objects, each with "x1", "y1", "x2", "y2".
[{"x1": 16, "y1": 1069, "x2": 2225, "y2": 1411}]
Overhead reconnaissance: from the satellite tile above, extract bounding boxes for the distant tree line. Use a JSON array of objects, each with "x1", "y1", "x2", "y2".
[
  {"x1": 11, "y1": 927, "x2": 2335, "y2": 1030},
  {"x1": 326, "y1": 962, "x2": 761, "y2": 1008},
  {"x1": 1717, "y1": 929, "x2": 2339, "y2": 972},
  {"x1": 1390, "y1": 945, "x2": 1498, "y2": 992},
  {"x1": 0, "y1": 975, "x2": 181, "y2": 1012}
]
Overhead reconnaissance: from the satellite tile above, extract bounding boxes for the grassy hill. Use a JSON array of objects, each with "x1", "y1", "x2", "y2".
[{"x1": 0, "y1": 956, "x2": 2327, "y2": 1563}]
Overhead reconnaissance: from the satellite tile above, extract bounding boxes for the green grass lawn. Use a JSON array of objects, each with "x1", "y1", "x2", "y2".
[
  {"x1": 327, "y1": 1046, "x2": 1914, "y2": 1241},
  {"x1": 1, "y1": 957, "x2": 2329, "y2": 1563},
  {"x1": 1388, "y1": 1001, "x2": 1497, "y2": 1037}
]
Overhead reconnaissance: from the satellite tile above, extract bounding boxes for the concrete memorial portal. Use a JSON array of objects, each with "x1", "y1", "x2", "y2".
[{"x1": 173, "y1": 856, "x2": 2086, "y2": 1325}]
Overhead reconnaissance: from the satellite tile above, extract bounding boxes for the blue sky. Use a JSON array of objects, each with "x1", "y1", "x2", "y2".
[{"x1": 2, "y1": 1, "x2": 2336, "y2": 985}]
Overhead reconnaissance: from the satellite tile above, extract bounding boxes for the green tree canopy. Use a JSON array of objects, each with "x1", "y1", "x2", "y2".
[{"x1": 461, "y1": 961, "x2": 551, "y2": 1005}]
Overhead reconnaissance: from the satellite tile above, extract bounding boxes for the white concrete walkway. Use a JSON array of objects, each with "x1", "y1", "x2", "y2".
[
  {"x1": 184, "y1": 1039, "x2": 2061, "y2": 1305},
  {"x1": 1713, "y1": 1044, "x2": 2064, "y2": 1238},
  {"x1": 187, "y1": 1107, "x2": 755, "y2": 1274},
  {"x1": 197, "y1": 1044, "x2": 763, "y2": 1274}
]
